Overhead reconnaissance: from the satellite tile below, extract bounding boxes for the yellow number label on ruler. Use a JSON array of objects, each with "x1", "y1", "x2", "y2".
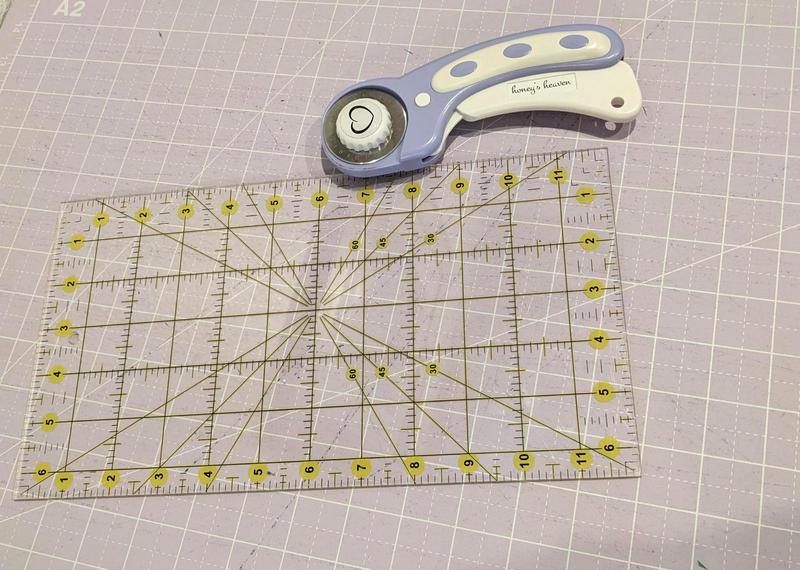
[
  {"x1": 311, "y1": 191, "x2": 328, "y2": 207},
  {"x1": 101, "y1": 469, "x2": 121, "y2": 490},
  {"x1": 41, "y1": 412, "x2": 58, "y2": 432},
  {"x1": 93, "y1": 212, "x2": 109, "y2": 228},
  {"x1": 403, "y1": 182, "x2": 420, "y2": 199},
  {"x1": 177, "y1": 203, "x2": 194, "y2": 219},
  {"x1": 597, "y1": 436, "x2": 621, "y2": 459},
  {"x1": 458, "y1": 454, "x2": 479, "y2": 474},
  {"x1": 576, "y1": 186, "x2": 595, "y2": 204},
  {"x1": 356, "y1": 187, "x2": 374, "y2": 204},
  {"x1": 33, "y1": 462, "x2": 51, "y2": 483},
  {"x1": 548, "y1": 168, "x2": 568, "y2": 184},
  {"x1": 346, "y1": 368, "x2": 358, "y2": 382},
  {"x1": 571, "y1": 450, "x2": 593, "y2": 470},
  {"x1": 221, "y1": 199, "x2": 238, "y2": 217},
  {"x1": 47, "y1": 364, "x2": 66, "y2": 384},
  {"x1": 198, "y1": 465, "x2": 219, "y2": 486},
  {"x1": 583, "y1": 279, "x2": 604, "y2": 299},
  {"x1": 149, "y1": 468, "x2": 168, "y2": 488},
  {"x1": 451, "y1": 177, "x2": 469, "y2": 194},
  {"x1": 579, "y1": 231, "x2": 600, "y2": 251},
  {"x1": 135, "y1": 207, "x2": 152, "y2": 223},
  {"x1": 593, "y1": 381, "x2": 615, "y2": 403},
  {"x1": 514, "y1": 452, "x2": 535, "y2": 473},
  {"x1": 249, "y1": 463, "x2": 268, "y2": 484},
  {"x1": 376, "y1": 236, "x2": 388, "y2": 249},
  {"x1": 62, "y1": 276, "x2": 79, "y2": 293},
  {"x1": 265, "y1": 195, "x2": 283, "y2": 212},
  {"x1": 589, "y1": 329, "x2": 609, "y2": 349},
  {"x1": 376, "y1": 365, "x2": 388, "y2": 379},
  {"x1": 54, "y1": 471, "x2": 73, "y2": 491},
  {"x1": 54, "y1": 319, "x2": 72, "y2": 338},
  {"x1": 404, "y1": 456, "x2": 425, "y2": 477},
  {"x1": 68, "y1": 234, "x2": 85, "y2": 251},
  {"x1": 499, "y1": 172, "x2": 518, "y2": 189},
  {"x1": 300, "y1": 461, "x2": 319, "y2": 481},
  {"x1": 351, "y1": 458, "x2": 371, "y2": 479}
]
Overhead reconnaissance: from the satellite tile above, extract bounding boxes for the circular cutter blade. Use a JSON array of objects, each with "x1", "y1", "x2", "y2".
[{"x1": 322, "y1": 88, "x2": 407, "y2": 165}]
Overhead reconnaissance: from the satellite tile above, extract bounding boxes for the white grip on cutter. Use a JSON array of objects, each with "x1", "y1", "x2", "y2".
[{"x1": 456, "y1": 61, "x2": 642, "y2": 124}]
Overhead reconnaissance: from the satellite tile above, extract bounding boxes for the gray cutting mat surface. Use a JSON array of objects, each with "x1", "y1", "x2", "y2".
[{"x1": 0, "y1": 1, "x2": 798, "y2": 569}]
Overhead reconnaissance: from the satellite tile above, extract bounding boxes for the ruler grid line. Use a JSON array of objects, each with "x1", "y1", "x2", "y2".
[
  {"x1": 157, "y1": 193, "x2": 190, "y2": 468},
  {"x1": 61, "y1": 207, "x2": 104, "y2": 470},
  {"x1": 203, "y1": 197, "x2": 232, "y2": 466},
  {"x1": 256, "y1": 205, "x2": 277, "y2": 465},
  {"x1": 106, "y1": 204, "x2": 146, "y2": 470},
  {"x1": 360, "y1": 190, "x2": 368, "y2": 459},
  {"x1": 457, "y1": 179, "x2": 471, "y2": 455},
  {"x1": 555, "y1": 157, "x2": 584, "y2": 451},
  {"x1": 302, "y1": 192, "x2": 323, "y2": 463},
  {"x1": 501, "y1": 160, "x2": 528, "y2": 452},
  {"x1": 406, "y1": 183, "x2": 418, "y2": 457}
]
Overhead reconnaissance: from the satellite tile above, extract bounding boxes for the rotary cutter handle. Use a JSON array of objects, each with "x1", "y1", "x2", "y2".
[{"x1": 321, "y1": 24, "x2": 642, "y2": 177}]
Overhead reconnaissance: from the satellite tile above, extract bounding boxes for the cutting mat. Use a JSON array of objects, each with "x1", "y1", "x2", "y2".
[
  {"x1": 0, "y1": 0, "x2": 798, "y2": 569},
  {"x1": 17, "y1": 150, "x2": 639, "y2": 500}
]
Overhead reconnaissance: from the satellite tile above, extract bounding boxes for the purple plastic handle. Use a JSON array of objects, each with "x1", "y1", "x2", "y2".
[{"x1": 322, "y1": 24, "x2": 624, "y2": 178}]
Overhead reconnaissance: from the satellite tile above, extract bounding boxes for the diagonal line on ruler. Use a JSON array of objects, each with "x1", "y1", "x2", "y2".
[
  {"x1": 320, "y1": 315, "x2": 498, "y2": 481},
  {"x1": 317, "y1": 179, "x2": 396, "y2": 305},
  {"x1": 553, "y1": 157, "x2": 583, "y2": 449},
  {"x1": 24, "y1": 314, "x2": 309, "y2": 493},
  {"x1": 499, "y1": 159, "x2": 529, "y2": 451},
  {"x1": 158, "y1": 192, "x2": 190, "y2": 466},
  {"x1": 455, "y1": 176, "x2": 472, "y2": 453},
  {"x1": 323, "y1": 154, "x2": 567, "y2": 306},
  {"x1": 203, "y1": 188, "x2": 232, "y2": 465},
  {"x1": 323, "y1": 313, "x2": 631, "y2": 471},
  {"x1": 63, "y1": 204, "x2": 105, "y2": 467},
  {"x1": 241, "y1": 188, "x2": 313, "y2": 305},
  {"x1": 257, "y1": 203, "x2": 278, "y2": 463},
  {"x1": 320, "y1": 164, "x2": 462, "y2": 306},
  {"x1": 47, "y1": 388, "x2": 621, "y2": 428},
  {"x1": 132, "y1": 316, "x2": 312, "y2": 495},
  {"x1": 187, "y1": 189, "x2": 313, "y2": 306},
  {"x1": 202, "y1": 326, "x2": 310, "y2": 490},
  {"x1": 96, "y1": 199, "x2": 310, "y2": 307},
  {"x1": 66, "y1": 188, "x2": 604, "y2": 252},
  {"x1": 40, "y1": 258, "x2": 611, "y2": 341},
  {"x1": 106, "y1": 202, "x2": 146, "y2": 469},
  {"x1": 318, "y1": 317, "x2": 406, "y2": 465},
  {"x1": 40, "y1": 333, "x2": 617, "y2": 385},
  {"x1": 57, "y1": 233, "x2": 613, "y2": 301}
]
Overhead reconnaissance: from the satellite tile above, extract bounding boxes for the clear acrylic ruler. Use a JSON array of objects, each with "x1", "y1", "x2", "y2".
[{"x1": 17, "y1": 148, "x2": 640, "y2": 499}]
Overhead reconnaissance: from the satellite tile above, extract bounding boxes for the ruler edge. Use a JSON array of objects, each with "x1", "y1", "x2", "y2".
[
  {"x1": 598, "y1": 146, "x2": 644, "y2": 478},
  {"x1": 58, "y1": 148, "x2": 611, "y2": 207}
]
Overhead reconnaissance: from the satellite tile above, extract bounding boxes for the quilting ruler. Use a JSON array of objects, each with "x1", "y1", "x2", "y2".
[{"x1": 17, "y1": 148, "x2": 640, "y2": 500}]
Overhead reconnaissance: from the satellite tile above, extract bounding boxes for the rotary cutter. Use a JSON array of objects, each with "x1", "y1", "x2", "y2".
[{"x1": 321, "y1": 24, "x2": 642, "y2": 177}]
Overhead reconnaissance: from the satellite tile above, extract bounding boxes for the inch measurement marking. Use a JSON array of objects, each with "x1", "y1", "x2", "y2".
[{"x1": 18, "y1": 148, "x2": 640, "y2": 500}]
